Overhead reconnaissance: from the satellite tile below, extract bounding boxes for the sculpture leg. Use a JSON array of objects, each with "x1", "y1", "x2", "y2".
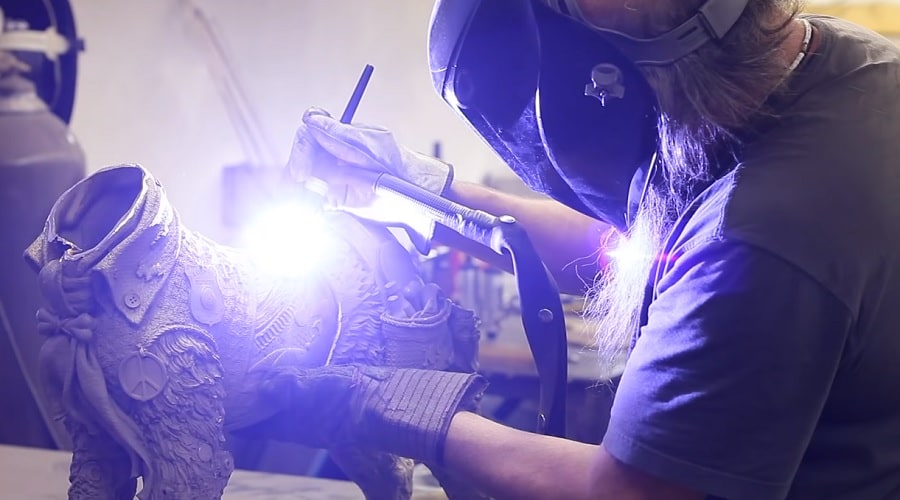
[
  {"x1": 65, "y1": 418, "x2": 137, "y2": 500},
  {"x1": 126, "y1": 330, "x2": 234, "y2": 499},
  {"x1": 328, "y1": 445, "x2": 414, "y2": 500}
]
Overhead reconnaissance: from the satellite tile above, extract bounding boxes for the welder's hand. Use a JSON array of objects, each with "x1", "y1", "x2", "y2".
[
  {"x1": 380, "y1": 279, "x2": 481, "y2": 373},
  {"x1": 249, "y1": 364, "x2": 486, "y2": 464},
  {"x1": 287, "y1": 108, "x2": 454, "y2": 204}
]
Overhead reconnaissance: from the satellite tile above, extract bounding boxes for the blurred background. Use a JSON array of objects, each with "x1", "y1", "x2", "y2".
[
  {"x1": 66, "y1": 0, "x2": 511, "y2": 245},
  {"x1": 2, "y1": 0, "x2": 900, "y2": 494}
]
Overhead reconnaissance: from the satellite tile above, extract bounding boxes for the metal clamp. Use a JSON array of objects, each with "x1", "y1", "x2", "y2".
[{"x1": 373, "y1": 174, "x2": 568, "y2": 437}]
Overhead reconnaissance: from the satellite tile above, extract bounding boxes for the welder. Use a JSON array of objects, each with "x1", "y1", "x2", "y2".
[{"x1": 268, "y1": 1, "x2": 900, "y2": 498}]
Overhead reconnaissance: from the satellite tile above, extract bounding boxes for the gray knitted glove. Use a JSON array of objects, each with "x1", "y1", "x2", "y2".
[
  {"x1": 252, "y1": 364, "x2": 486, "y2": 465},
  {"x1": 380, "y1": 279, "x2": 480, "y2": 373}
]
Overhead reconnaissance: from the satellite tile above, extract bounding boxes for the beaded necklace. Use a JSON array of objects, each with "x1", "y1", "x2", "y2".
[{"x1": 788, "y1": 18, "x2": 813, "y2": 72}]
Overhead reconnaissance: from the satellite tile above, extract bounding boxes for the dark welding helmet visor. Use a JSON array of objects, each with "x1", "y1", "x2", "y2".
[
  {"x1": 0, "y1": 0, "x2": 84, "y2": 123},
  {"x1": 428, "y1": 0, "x2": 658, "y2": 230}
]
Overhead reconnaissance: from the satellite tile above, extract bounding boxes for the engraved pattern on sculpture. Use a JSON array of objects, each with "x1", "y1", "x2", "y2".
[{"x1": 25, "y1": 164, "x2": 482, "y2": 500}]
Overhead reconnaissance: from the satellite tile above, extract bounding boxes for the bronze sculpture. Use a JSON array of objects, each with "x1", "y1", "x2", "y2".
[{"x1": 24, "y1": 163, "x2": 481, "y2": 499}]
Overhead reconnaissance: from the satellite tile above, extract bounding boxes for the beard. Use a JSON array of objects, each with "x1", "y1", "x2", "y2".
[
  {"x1": 583, "y1": 109, "x2": 731, "y2": 373},
  {"x1": 583, "y1": 178, "x2": 673, "y2": 372},
  {"x1": 575, "y1": 0, "x2": 798, "y2": 374}
]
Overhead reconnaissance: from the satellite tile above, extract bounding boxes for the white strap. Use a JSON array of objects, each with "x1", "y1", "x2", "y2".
[{"x1": 0, "y1": 27, "x2": 70, "y2": 60}]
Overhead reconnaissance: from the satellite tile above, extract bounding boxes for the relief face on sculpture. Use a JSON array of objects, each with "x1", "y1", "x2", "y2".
[{"x1": 24, "y1": 163, "x2": 479, "y2": 500}]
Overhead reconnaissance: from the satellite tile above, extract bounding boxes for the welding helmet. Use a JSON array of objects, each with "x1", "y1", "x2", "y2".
[
  {"x1": 428, "y1": 0, "x2": 749, "y2": 230},
  {"x1": 0, "y1": 0, "x2": 83, "y2": 123}
]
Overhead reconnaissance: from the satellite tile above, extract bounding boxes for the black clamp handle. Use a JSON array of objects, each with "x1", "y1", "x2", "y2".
[{"x1": 374, "y1": 174, "x2": 568, "y2": 437}]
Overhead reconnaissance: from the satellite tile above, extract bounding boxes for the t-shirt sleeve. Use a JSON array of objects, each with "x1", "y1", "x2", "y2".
[{"x1": 602, "y1": 239, "x2": 853, "y2": 500}]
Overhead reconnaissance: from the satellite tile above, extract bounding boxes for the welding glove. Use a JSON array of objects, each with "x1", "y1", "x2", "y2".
[
  {"x1": 287, "y1": 108, "x2": 454, "y2": 203},
  {"x1": 251, "y1": 364, "x2": 487, "y2": 465},
  {"x1": 380, "y1": 279, "x2": 480, "y2": 373}
]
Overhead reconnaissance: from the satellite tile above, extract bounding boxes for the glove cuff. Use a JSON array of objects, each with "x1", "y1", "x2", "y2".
[
  {"x1": 400, "y1": 148, "x2": 454, "y2": 196},
  {"x1": 381, "y1": 297, "x2": 455, "y2": 369},
  {"x1": 363, "y1": 368, "x2": 487, "y2": 464}
]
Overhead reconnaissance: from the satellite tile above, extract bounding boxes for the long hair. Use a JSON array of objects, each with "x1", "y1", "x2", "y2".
[{"x1": 582, "y1": 0, "x2": 803, "y2": 368}]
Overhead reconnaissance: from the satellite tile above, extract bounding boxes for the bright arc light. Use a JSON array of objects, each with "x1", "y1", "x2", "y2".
[
  {"x1": 240, "y1": 202, "x2": 336, "y2": 278},
  {"x1": 605, "y1": 234, "x2": 647, "y2": 272}
]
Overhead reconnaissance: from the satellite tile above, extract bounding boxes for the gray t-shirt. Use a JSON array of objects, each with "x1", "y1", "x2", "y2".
[{"x1": 603, "y1": 16, "x2": 900, "y2": 500}]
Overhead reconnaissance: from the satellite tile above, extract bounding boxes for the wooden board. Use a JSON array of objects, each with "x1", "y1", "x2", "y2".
[{"x1": 806, "y1": 2, "x2": 900, "y2": 35}]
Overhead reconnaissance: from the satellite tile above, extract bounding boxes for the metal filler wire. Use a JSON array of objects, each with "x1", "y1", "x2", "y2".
[
  {"x1": 301, "y1": 64, "x2": 375, "y2": 203},
  {"x1": 340, "y1": 64, "x2": 375, "y2": 124}
]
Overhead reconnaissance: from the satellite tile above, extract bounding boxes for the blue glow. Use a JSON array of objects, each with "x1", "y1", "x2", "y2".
[
  {"x1": 605, "y1": 231, "x2": 676, "y2": 273},
  {"x1": 240, "y1": 202, "x2": 336, "y2": 278},
  {"x1": 605, "y1": 233, "x2": 648, "y2": 271},
  {"x1": 344, "y1": 190, "x2": 434, "y2": 242}
]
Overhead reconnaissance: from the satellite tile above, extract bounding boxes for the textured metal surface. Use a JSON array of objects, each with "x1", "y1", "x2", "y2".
[{"x1": 24, "y1": 164, "x2": 479, "y2": 499}]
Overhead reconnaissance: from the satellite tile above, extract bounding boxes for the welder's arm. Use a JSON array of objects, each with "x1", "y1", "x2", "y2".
[
  {"x1": 289, "y1": 110, "x2": 610, "y2": 294},
  {"x1": 437, "y1": 180, "x2": 610, "y2": 295},
  {"x1": 443, "y1": 412, "x2": 703, "y2": 500}
]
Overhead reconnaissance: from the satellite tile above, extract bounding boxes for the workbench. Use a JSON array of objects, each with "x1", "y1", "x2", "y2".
[{"x1": 0, "y1": 444, "x2": 448, "y2": 499}]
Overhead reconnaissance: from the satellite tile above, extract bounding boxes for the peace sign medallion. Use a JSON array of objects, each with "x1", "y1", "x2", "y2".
[{"x1": 118, "y1": 351, "x2": 169, "y2": 402}]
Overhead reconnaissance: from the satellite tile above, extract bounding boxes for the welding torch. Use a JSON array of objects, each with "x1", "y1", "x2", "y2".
[
  {"x1": 309, "y1": 65, "x2": 569, "y2": 438},
  {"x1": 316, "y1": 64, "x2": 504, "y2": 256}
]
